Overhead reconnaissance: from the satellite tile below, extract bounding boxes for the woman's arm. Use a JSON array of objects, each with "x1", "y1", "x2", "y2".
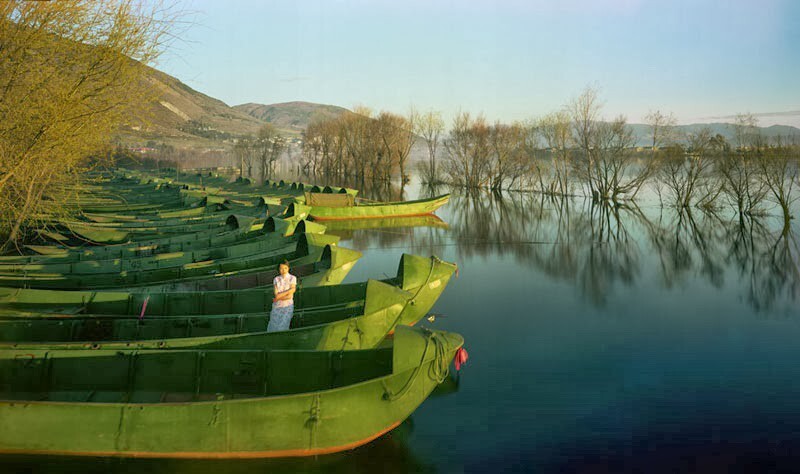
[{"x1": 273, "y1": 284, "x2": 296, "y2": 302}]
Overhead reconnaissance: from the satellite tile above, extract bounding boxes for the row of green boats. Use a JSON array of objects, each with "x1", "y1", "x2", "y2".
[{"x1": 0, "y1": 171, "x2": 461, "y2": 458}]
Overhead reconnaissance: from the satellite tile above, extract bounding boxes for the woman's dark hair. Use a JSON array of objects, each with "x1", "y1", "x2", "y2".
[{"x1": 278, "y1": 260, "x2": 290, "y2": 271}]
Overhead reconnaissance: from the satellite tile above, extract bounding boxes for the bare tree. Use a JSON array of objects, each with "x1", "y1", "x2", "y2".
[
  {"x1": 538, "y1": 111, "x2": 572, "y2": 195},
  {"x1": 414, "y1": 110, "x2": 445, "y2": 184},
  {"x1": 379, "y1": 111, "x2": 415, "y2": 182},
  {"x1": 644, "y1": 110, "x2": 678, "y2": 151},
  {"x1": 0, "y1": 0, "x2": 178, "y2": 249},
  {"x1": 301, "y1": 121, "x2": 323, "y2": 176},
  {"x1": 758, "y1": 136, "x2": 799, "y2": 228},
  {"x1": 234, "y1": 135, "x2": 256, "y2": 179},
  {"x1": 717, "y1": 147, "x2": 768, "y2": 219},
  {"x1": 234, "y1": 135, "x2": 252, "y2": 180},
  {"x1": 568, "y1": 86, "x2": 603, "y2": 163},
  {"x1": 340, "y1": 106, "x2": 376, "y2": 183},
  {"x1": 657, "y1": 128, "x2": 722, "y2": 209},
  {"x1": 254, "y1": 124, "x2": 286, "y2": 182},
  {"x1": 567, "y1": 88, "x2": 653, "y2": 201},
  {"x1": 733, "y1": 113, "x2": 761, "y2": 151},
  {"x1": 488, "y1": 122, "x2": 527, "y2": 191},
  {"x1": 443, "y1": 112, "x2": 492, "y2": 189}
]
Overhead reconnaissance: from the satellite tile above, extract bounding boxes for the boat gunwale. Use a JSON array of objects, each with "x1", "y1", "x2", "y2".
[{"x1": 0, "y1": 330, "x2": 462, "y2": 407}]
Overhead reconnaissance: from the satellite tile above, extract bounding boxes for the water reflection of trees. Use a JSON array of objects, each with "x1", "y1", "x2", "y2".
[
  {"x1": 645, "y1": 209, "x2": 799, "y2": 314},
  {"x1": 644, "y1": 208, "x2": 728, "y2": 290},
  {"x1": 446, "y1": 191, "x2": 799, "y2": 313},
  {"x1": 326, "y1": 215, "x2": 450, "y2": 253},
  {"x1": 447, "y1": 190, "x2": 548, "y2": 261},
  {"x1": 743, "y1": 223, "x2": 799, "y2": 314}
]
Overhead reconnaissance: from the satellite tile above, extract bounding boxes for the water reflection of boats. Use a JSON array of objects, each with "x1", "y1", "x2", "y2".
[
  {"x1": 429, "y1": 371, "x2": 461, "y2": 399},
  {"x1": 329, "y1": 215, "x2": 452, "y2": 254},
  {"x1": 324, "y1": 215, "x2": 449, "y2": 240}
]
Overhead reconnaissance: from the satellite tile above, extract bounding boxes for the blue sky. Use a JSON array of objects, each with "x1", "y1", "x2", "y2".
[{"x1": 158, "y1": 0, "x2": 800, "y2": 127}]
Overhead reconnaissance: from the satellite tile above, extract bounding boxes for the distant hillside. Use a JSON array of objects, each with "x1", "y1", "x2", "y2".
[
  {"x1": 119, "y1": 56, "x2": 800, "y2": 152},
  {"x1": 233, "y1": 101, "x2": 352, "y2": 133},
  {"x1": 116, "y1": 65, "x2": 270, "y2": 150},
  {"x1": 628, "y1": 122, "x2": 800, "y2": 147}
]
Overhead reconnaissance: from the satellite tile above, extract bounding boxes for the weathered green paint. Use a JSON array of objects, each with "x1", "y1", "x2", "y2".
[
  {"x1": 0, "y1": 255, "x2": 456, "y2": 348},
  {"x1": 0, "y1": 280, "x2": 415, "y2": 351},
  {"x1": 0, "y1": 219, "x2": 319, "y2": 275},
  {"x1": 3, "y1": 215, "x2": 279, "y2": 264},
  {"x1": 0, "y1": 252, "x2": 450, "y2": 314},
  {"x1": 0, "y1": 326, "x2": 463, "y2": 458},
  {"x1": 0, "y1": 236, "x2": 360, "y2": 290}
]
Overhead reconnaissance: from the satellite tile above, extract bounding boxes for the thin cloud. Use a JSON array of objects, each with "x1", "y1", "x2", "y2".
[{"x1": 706, "y1": 110, "x2": 800, "y2": 120}]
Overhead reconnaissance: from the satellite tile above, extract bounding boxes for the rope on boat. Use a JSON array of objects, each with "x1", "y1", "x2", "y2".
[
  {"x1": 381, "y1": 328, "x2": 452, "y2": 402},
  {"x1": 428, "y1": 332, "x2": 450, "y2": 384}
]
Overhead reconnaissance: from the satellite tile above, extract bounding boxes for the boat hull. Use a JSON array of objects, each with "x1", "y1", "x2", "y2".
[{"x1": 0, "y1": 327, "x2": 463, "y2": 458}]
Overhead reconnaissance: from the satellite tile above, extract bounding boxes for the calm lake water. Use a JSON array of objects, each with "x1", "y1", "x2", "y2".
[{"x1": 4, "y1": 180, "x2": 800, "y2": 473}]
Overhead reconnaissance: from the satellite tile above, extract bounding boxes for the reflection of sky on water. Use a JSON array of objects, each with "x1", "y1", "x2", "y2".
[{"x1": 331, "y1": 181, "x2": 800, "y2": 472}]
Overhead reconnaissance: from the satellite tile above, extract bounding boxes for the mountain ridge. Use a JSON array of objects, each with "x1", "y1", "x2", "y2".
[
  {"x1": 232, "y1": 101, "x2": 352, "y2": 133},
  {"x1": 121, "y1": 62, "x2": 800, "y2": 150},
  {"x1": 626, "y1": 122, "x2": 800, "y2": 147}
]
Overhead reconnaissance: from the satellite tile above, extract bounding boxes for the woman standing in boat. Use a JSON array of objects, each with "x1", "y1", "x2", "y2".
[{"x1": 267, "y1": 260, "x2": 297, "y2": 332}]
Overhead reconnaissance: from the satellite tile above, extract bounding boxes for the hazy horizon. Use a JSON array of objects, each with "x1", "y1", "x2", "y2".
[{"x1": 157, "y1": 0, "x2": 800, "y2": 128}]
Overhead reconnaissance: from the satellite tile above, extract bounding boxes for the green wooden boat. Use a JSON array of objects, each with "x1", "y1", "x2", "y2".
[
  {"x1": 79, "y1": 203, "x2": 241, "y2": 225},
  {"x1": 118, "y1": 243, "x2": 361, "y2": 292},
  {"x1": 0, "y1": 235, "x2": 357, "y2": 290},
  {"x1": 298, "y1": 193, "x2": 450, "y2": 221},
  {"x1": 18, "y1": 218, "x2": 261, "y2": 260},
  {"x1": 75, "y1": 198, "x2": 188, "y2": 214},
  {"x1": 0, "y1": 234, "x2": 303, "y2": 280},
  {"x1": 0, "y1": 254, "x2": 456, "y2": 349},
  {"x1": 0, "y1": 219, "x2": 326, "y2": 275},
  {"x1": 62, "y1": 216, "x2": 246, "y2": 244},
  {"x1": 10, "y1": 215, "x2": 304, "y2": 263},
  {"x1": 0, "y1": 280, "x2": 416, "y2": 351},
  {"x1": 0, "y1": 326, "x2": 464, "y2": 458},
  {"x1": 0, "y1": 253, "x2": 454, "y2": 319}
]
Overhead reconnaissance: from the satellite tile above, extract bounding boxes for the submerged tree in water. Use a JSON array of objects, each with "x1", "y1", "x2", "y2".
[
  {"x1": 758, "y1": 139, "x2": 799, "y2": 229},
  {"x1": 442, "y1": 112, "x2": 492, "y2": 189},
  {"x1": 414, "y1": 109, "x2": 445, "y2": 185},
  {"x1": 717, "y1": 114, "x2": 768, "y2": 219},
  {"x1": 655, "y1": 129, "x2": 722, "y2": 209},
  {"x1": 537, "y1": 111, "x2": 573, "y2": 196},
  {"x1": 568, "y1": 88, "x2": 653, "y2": 201}
]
